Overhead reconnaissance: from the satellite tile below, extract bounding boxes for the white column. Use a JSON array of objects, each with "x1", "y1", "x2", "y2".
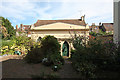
[{"x1": 114, "y1": 0, "x2": 120, "y2": 44}]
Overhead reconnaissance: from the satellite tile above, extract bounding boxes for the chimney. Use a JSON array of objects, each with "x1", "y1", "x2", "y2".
[
  {"x1": 20, "y1": 24, "x2": 23, "y2": 28},
  {"x1": 16, "y1": 25, "x2": 18, "y2": 31},
  {"x1": 20, "y1": 24, "x2": 23, "y2": 31},
  {"x1": 81, "y1": 15, "x2": 85, "y2": 21}
]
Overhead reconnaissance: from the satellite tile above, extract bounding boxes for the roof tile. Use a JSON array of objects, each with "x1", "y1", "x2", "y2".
[{"x1": 34, "y1": 19, "x2": 86, "y2": 27}]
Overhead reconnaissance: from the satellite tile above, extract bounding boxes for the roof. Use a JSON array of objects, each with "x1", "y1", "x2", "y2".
[
  {"x1": 31, "y1": 22, "x2": 89, "y2": 31},
  {"x1": 34, "y1": 19, "x2": 86, "y2": 27},
  {"x1": 23, "y1": 25, "x2": 30, "y2": 27},
  {"x1": 89, "y1": 25, "x2": 99, "y2": 29},
  {"x1": 22, "y1": 25, "x2": 31, "y2": 31},
  {"x1": 102, "y1": 23, "x2": 113, "y2": 31}
]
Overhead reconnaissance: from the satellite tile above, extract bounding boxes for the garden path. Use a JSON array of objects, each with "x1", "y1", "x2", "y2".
[{"x1": 57, "y1": 58, "x2": 81, "y2": 78}]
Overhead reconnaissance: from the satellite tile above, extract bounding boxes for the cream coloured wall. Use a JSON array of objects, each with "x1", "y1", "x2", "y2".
[{"x1": 31, "y1": 30, "x2": 89, "y2": 41}]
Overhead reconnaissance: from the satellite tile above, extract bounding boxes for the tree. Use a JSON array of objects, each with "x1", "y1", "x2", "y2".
[
  {"x1": 0, "y1": 16, "x2": 15, "y2": 39},
  {"x1": 98, "y1": 29, "x2": 106, "y2": 35},
  {"x1": 89, "y1": 31, "x2": 97, "y2": 37}
]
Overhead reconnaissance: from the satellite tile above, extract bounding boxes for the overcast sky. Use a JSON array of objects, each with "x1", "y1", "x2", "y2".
[{"x1": 0, "y1": 0, "x2": 113, "y2": 28}]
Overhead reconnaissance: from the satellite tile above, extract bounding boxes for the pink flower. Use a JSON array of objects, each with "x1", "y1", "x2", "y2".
[{"x1": 110, "y1": 41, "x2": 112, "y2": 43}]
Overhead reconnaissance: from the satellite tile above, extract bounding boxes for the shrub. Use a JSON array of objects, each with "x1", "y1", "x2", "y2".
[
  {"x1": 47, "y1": 53, "x2": 64, "y2": 65},
  {"x1": 40, "y1": 35, "x2": 64, "y2": 70},
  {"x1": 24, "y1": 35, "x2": 64, "y2": 66},
  {"x1": 71, "y1": 47, "x2": 96, "y2": 78},
  {"x1": 40, "y1": 35, "x2": 60, "y2": 56},
  {"x1": 42, "y1": 52, "x2": 64, "y2": 70},
  {"x1": 24, "y1": 46, "x2": 44, "y2": 63},
  {"x1": 90, "y1": 40, "x2": 118, "y2": 70},
  {"x1": 71, "y1": 36, "x2": 119, "y2": 78}
]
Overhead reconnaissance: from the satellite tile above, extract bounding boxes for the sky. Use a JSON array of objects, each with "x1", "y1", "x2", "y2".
[{"x1": 0, "y1": 0, "x2": 113, "y2": 28}]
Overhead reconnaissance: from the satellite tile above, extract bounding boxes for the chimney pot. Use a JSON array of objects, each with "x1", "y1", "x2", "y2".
[
  {"x1": 20, "y1": 24, "x2": 23, "y2": 28},
  {"x1": 81, "y1": 15, "x2": 85, "y2": 21},
  {"x1": 20, "y1": 24, "x2": 24, "y2": 32},
  {"x1": 16, "y1": 25, "x2": 18, "y2": 31},
  {"x1": 16, "y1": 25, "x2": 18, "y2": 28}
]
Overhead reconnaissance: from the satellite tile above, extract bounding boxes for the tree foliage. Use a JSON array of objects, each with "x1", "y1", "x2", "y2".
[
  {"x1": 0, "y1": 16, "x2": 15, "y2": 39},
  {"x1": 24, "y1": 35, "x2": 64, "y2": 66},
  {"x1": 41, "y1": 35, "x2": 61, "y2": 56}
]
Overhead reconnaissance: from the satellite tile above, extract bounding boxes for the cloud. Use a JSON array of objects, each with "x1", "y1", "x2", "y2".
[
  {"x1": 1, "y1": 0, "x2": 37, "y2": 19},
  {"x1": 43, "y1": 0, "x2": 113, "y2": 24},
  {"x1": 1, "y1": 0, "x2": 113, "y2": 27},
  {"x1": 2, "y1": 0, "x2": 112, "y2": 3}
]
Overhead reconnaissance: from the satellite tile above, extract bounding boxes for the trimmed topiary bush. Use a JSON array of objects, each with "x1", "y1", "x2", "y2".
[{"x1": 40, "y1": 35, "x2": 61, "y2": 56}]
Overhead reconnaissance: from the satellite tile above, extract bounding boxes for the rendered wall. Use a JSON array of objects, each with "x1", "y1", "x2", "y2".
[{"x1": 31, "y1": 30, "x2": 89, "y2": 41}]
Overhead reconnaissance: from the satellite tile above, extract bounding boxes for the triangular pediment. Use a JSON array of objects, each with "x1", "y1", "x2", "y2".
[{"x1": 31, "y1": 22, "x2": 88, "y2": 30}]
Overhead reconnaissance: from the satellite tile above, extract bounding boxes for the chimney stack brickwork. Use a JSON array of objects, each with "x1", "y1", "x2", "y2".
[
  {"x1": 20, "y1": 24, "x2": 24, "y2": 32},
  {"x1": 16, "y1": 25, "x2": 18, "y2": 31}
]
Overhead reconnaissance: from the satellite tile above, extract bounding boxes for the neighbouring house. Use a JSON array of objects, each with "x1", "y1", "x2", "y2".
[
  {"x1": 16, "y1": 24, "x2": 31, "y2": 36},
  {"x1": 29, "y1": 15, "x2": 89, "y2": 57},
  {"x1": 89, "y1": 22, "x2": 114, "y2": 35},
  {"x1": 89, "y1": 23, "x2": 100, "y2": 33},
  {"x1": 100, "y1": 23, "x2": 114, "y2": 34}
]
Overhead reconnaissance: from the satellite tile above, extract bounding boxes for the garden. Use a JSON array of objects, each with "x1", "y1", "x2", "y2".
[
  {"x1": 1, "y1": 34, "x2": 34, "y2": 56},
  {"x1": 2, "y1": 34, "x2": 120, "y2": 79},
  {"x1": 24, "y1": 35, "x2": 64, "y2": 71},
  {"x1": 1, "y1": 16, "x2": 33, "y2": 56},
  {"x1": 1, "y1": 16, "x2": 120, "y2": 79},
  {"x1": 70, "y1": 35, "x2": 120, "y2": 79},
  {"x1": 1, "y1": 34, "x2": 64, "y2": 71},
  {"x1": 2, "y1": 35, "x2": 66, "y2": 79}
]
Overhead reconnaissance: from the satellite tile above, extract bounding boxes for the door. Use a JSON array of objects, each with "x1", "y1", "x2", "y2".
[{"x1": 62, "y1": 41, "x2": 69, "y2": 56}]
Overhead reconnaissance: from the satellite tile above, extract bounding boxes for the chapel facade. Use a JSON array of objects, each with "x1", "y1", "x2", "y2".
[{"x1": 29, "y1": 16, "x2": 89, "y2": 57}]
